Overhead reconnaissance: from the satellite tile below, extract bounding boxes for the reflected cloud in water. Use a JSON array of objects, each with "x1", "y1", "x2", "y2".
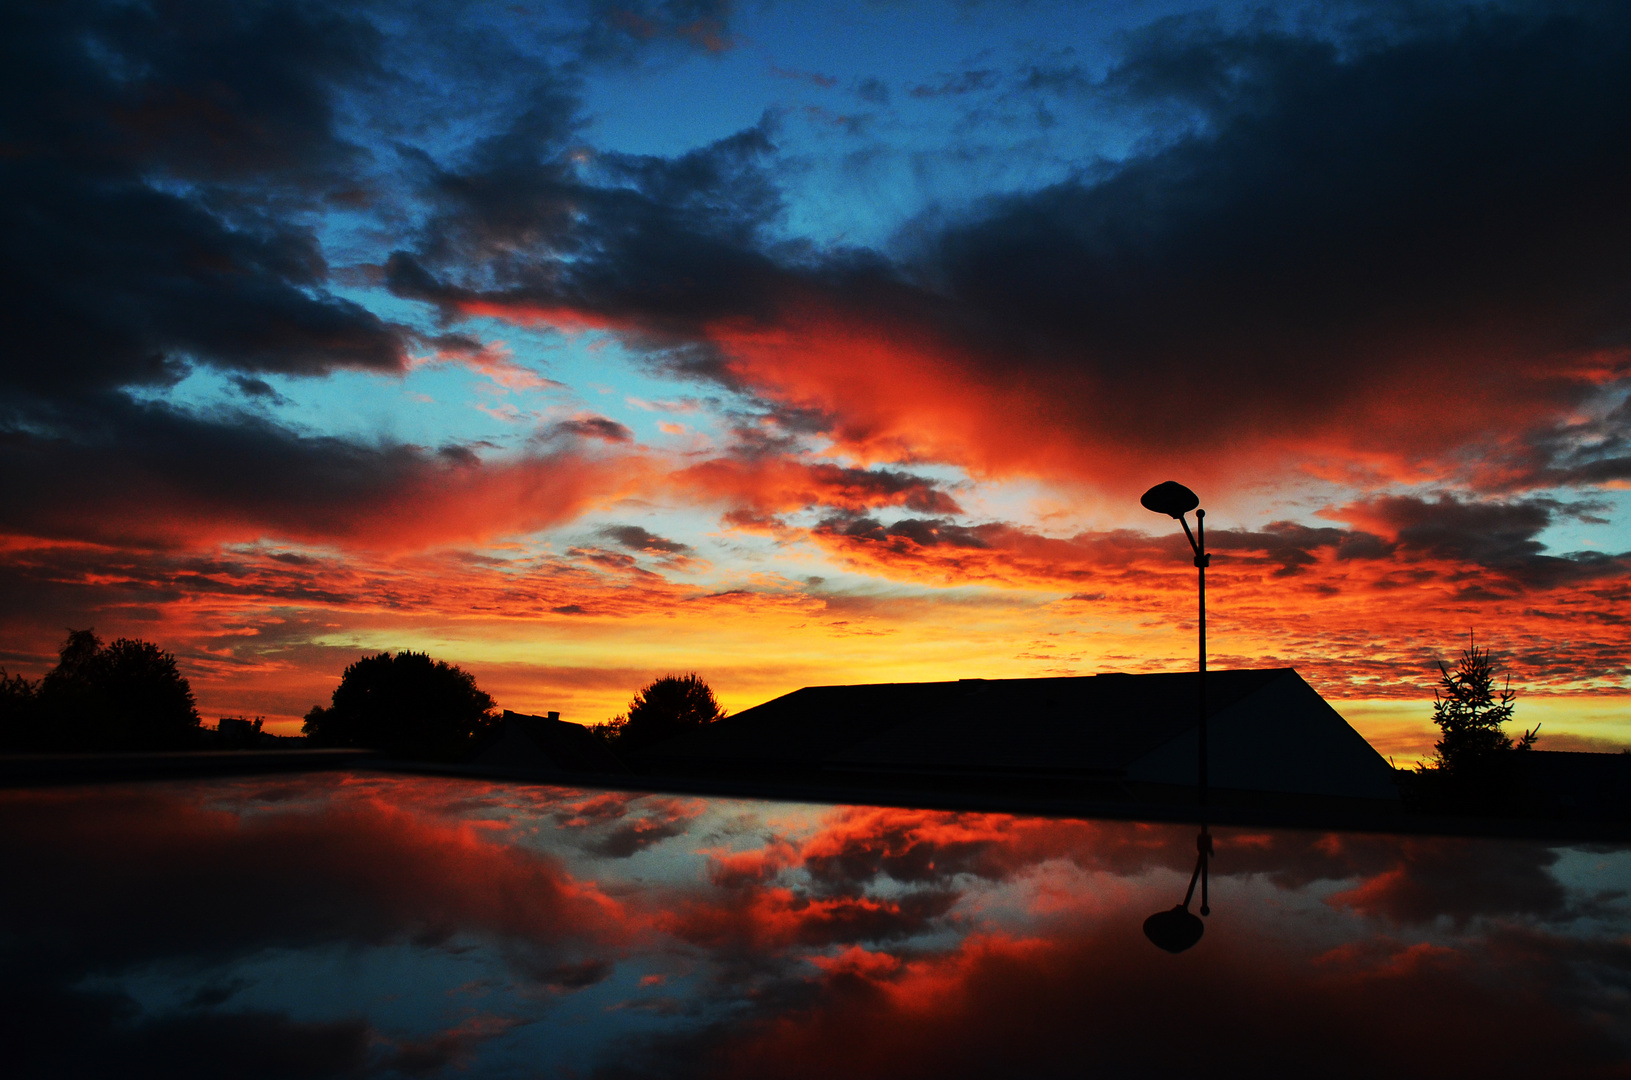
[{"x1": 2, "y1": 774, "x2": 1628, "y2": 1078}]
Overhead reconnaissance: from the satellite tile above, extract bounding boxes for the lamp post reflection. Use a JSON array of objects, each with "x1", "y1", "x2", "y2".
[
  {"x1": 1143, "y1": 826, "x2": 1213, "y2": 953},
  {"x1": 1140, "y1": 480, "x2": 1214, "y2": 953}
]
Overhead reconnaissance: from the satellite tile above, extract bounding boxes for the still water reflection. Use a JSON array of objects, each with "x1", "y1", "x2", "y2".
[{"x1": 3, "y1": 773, "x2": 1629, "y2": 1078}]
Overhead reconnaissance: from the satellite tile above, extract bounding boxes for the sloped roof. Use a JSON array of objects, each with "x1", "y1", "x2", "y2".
[
  {"x1": 646, "y1": 669, "x2": 1288, "y2": 774},
  {"x1": 643, "y1": 669, "x2": 1400, "y2": 802}
]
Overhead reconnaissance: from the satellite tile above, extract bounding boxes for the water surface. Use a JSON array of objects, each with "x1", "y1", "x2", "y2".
[{"x1": 4, "y1": 773, "x2": 1629, "y2": 1078}]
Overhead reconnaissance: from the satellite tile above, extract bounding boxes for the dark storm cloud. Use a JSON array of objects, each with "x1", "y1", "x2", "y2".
[
  {"x1": 1329, "y1": 837, "x2": 1570, "y2": 927},
  {"x1": 817, "y1": 515, "x2": 993, "y2": 549},
  {"x1": 0, "y1": 1, "x2": 670, "y2": 549},
  {"x1": 550, "y1": 792, "x2": 706, "y2": 857},
  {"x1": 1482, "y1": 394, "x2": 1631, "y2": 491},
  {"x1": 0, "y1": 0, "x2": 407, "y2": 399},
  {"x1": 397, "y1": 3, "x2": 1631, "y2": 481},
  {"x1": 811, "y1": 497, "x2": 1631, "y2": 588},
  {"x1": 1207, "y1": 521, "x2": 1393, "y2": 576},
  {"x1": 855, "y1": 77, "x2": 891, "y2": 105},
  {"x1": 548, "y1": 415, "x2": 637, "y2": 443},
  {"x1": 0, "y1": 395, "x2": 614, "y2": 547},
  {"x1": 0, "y1": 0, "x2": 460, "y2": 546},
  {"x1": 907, "y1": 69, "x2": 1000, "y2": 98},
  {"x1": 1353, "y1": 494, "x2": 1559, "y2": 564},
  {"x1": 2, "y1": 164, "x2": 406, "y2": 396},
  {"x1": 578, "y1": 0, "x2": 737, "y2": 61},
  {"x1": 388, "y1": 112, "x2": 787, "y2": 339},
  {"x1": 4, "y1": 0, "x2": 379, "y2": 186},
  {"x1": 911, "y1": 4, "x2": 1631, "y2": 450},
  {"x1": 230, "y1": 376, "x2": 289, "y2": 404},
  {"x1": 601, "y1": 525, "x2": 693, "y2": 555},
  {"x1": 1339, "y1": 492, "x2": 1631, "y2": 588},
  {"x1": 381, "y1": 1014, "x2": 527, "y2": 1075}
]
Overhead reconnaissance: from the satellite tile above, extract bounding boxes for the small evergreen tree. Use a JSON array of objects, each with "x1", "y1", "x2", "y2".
[
  {"x1": 1417, "y1": 634, "x2": 1537, "y2": 812},
  {"x1": 1430, "y1": 636, "x2": 1534, "y2": 772}
]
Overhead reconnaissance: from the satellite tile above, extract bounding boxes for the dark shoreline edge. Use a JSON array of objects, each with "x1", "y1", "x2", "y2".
[
  {"x1": 5, "y1": 751, "x2": 1622, "y2": 842},
  {"x1": 0, "y1": 749, "x2": 377, "y2": 786},
  {"x1": 376, "y1": 759, "x2": 1631, "y2": 843}
]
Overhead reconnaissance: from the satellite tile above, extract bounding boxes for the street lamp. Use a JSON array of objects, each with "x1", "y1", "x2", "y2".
[
  {"x1": 1141, "y1": 481, "x2": 1215, "y2": 953},
  {"x1": 1140, "y1": 480, "x2": 1209, "y2": 805}
]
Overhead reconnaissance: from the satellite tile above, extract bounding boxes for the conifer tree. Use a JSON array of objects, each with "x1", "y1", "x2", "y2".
[{"x1": 1428, "y1": 634, "x2": 1536, "y2": 780}]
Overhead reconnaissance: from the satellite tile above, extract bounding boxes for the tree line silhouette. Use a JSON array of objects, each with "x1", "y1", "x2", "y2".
[
  {"x1": 0, "y1": 629, "x2": 201, "y2": 752},
  {"x1": 1, "y1": 627, "x2": 729, "y2": 764},
  {"x1": 7, "y1": 628, "x2": 1548, "y2": 819}
]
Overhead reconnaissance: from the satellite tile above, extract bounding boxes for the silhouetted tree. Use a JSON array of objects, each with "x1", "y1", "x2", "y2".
[
  {"x1": 1, "y1": 629, "x2": 202, "y2": 751},
  {"x1": 1430, "y1": 636, "x2": 1537, "y2": 767},
  {"x1": 0, "y1": 667, "x2": 43, "y2": 751},
  {"x1": 605, "y1": 673, "x2": 725, "y2": 754},
  {"x1": 1413, "y1": 634, "x2": 1538, "y2": 812},
  {"x1": 303, "y1": 651, "x2": 498, "y2": 761},
  {"x1": 587, "y1": 714, "x2": 627, "y2": 750}
]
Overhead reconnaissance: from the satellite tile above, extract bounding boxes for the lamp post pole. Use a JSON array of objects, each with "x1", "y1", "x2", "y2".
[
  {"x1": 1195, "y1": 508, "x2": 1207, "y2": 805},
  {"x1": 1139, "y1": 481, "x2": 1216, "y2": 952},
  {"x1": 1142, "y1": 481, "x2": 1209, "y2": 806}
]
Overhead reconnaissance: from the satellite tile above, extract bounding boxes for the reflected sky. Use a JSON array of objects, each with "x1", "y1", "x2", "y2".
[{"x1": 4, "y1": 773, "x2": 1629, "y2": 1078}]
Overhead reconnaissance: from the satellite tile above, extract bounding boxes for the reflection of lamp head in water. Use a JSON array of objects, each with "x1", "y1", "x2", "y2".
[{"x1": 1144, "y1": 827, "x2": 1213, "y2": 954}]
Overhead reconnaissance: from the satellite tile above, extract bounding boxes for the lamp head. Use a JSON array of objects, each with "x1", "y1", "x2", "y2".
[
  {"x1": 1143, "y1": 904, "x2": 1205, "y2": 953},
  {"x1": 1141, "y1": 481, "x2": 1200, "y2": 519}
]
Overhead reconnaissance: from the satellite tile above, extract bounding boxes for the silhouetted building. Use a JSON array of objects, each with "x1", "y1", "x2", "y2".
[
  {"x1": 217, "y1": 716, "x2": 258, "y2": 739},
  {"x1": 470, "y1": 710, "x2": 628, "y2": 774},
  {"x1": 212, "y1": 715, "x2": 279, "y2": 749},
  {"x1": 642, "y1": 669, "x2": 1400, "y2": 807},
  {"x1": 1519, "y1": 750, "x2": 1631, "y2": 819}
]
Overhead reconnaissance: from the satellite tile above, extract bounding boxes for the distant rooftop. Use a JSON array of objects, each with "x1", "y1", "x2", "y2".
[
  {"x1": 644, "y1": 669, "x2": 1400, "y2": 804},
  {"x1": 471, "y1": 710, "x2": 628, "y2": 775}
]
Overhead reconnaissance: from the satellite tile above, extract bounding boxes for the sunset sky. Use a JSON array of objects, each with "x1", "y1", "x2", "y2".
[{"x1": 3, "y1": 0, "x2": 1629, "y2": 758}]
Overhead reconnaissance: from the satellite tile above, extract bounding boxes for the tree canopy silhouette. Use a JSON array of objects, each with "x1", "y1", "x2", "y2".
[
  {"x1": 303, "y1": 651, "x2": 498, "y2": 761},
  {"x1": 0, "y1": 629, "x2": 201, "y2": 752},
  {"x1": 597, "y1": 673, "x2": 725, "y2": 754}
]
